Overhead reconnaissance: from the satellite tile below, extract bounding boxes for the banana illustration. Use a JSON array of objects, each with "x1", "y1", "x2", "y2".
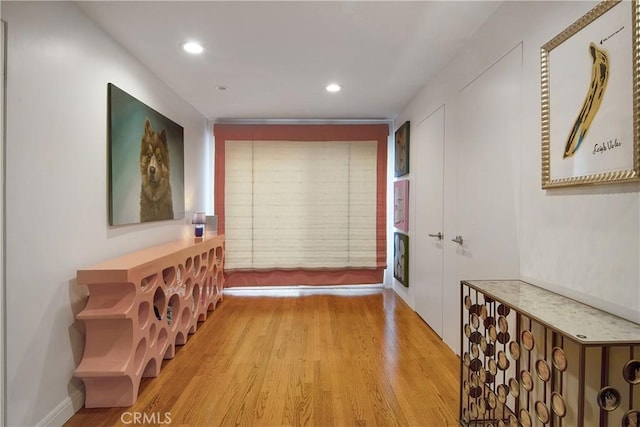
[{"x1": 563, "y1": 42, "x2": 609, "y2": 159}]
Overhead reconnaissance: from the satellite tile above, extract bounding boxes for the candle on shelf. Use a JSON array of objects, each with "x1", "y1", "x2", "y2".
[{"x1": 192, "y1": 212, "x2": 206, "y2": 239}]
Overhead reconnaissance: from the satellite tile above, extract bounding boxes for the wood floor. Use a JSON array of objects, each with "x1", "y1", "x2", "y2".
[{"x1": 65, "y1": 288, "x2": 460, "y2": 427}]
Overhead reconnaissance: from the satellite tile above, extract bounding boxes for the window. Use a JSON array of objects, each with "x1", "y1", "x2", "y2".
[{"x1": 214, "y1": 124, "x2": 388, "y2": 286}]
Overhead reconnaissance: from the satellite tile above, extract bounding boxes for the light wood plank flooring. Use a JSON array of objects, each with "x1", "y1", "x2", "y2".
[{"x1": 65, "y1": 288, "x2": 460, "y2": 426}]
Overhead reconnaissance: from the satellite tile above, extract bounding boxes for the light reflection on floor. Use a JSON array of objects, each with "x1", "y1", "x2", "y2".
[{"x1": 222, "y1": 284, "x2": 385, "y2": 298}]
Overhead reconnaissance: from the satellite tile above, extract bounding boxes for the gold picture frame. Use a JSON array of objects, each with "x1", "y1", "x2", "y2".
[{"x1": 541, "y1": 0, "x2": 640, "y2": 188}]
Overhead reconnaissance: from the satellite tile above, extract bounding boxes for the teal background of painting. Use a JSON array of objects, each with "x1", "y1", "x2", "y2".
[{"x1": 109, "y1": 83, "x2": 185, "y2": 225}]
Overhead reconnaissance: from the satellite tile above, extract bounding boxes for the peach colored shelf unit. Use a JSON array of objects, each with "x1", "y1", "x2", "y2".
[{"x1": 75, "y1": 236, "x2": 225, "y2": 408}]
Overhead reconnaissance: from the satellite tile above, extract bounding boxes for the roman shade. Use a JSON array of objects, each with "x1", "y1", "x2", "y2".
[{"x1": 214, "y1": 124, "x2": 388, "y2": 286}]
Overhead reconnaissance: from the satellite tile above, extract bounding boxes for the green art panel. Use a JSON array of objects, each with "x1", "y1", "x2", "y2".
[{"x1": 394, "y1": 232, "x2": 409, "y2": 287}]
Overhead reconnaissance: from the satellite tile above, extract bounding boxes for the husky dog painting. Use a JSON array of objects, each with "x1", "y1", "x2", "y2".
[
  {"x1": 140, "y1": 118, "x2": 174, "y2": 222},
  {"x1": 108, "y1": 83, "x2": 184, "y2": 225}
]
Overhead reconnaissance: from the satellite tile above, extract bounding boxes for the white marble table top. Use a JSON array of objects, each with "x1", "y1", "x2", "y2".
[{"x1": 463, "y1": 280, "x2": 640, "y2": 345}]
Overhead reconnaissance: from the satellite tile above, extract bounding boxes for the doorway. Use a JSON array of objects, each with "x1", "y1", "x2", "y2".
[
  {"x1": 442, "y1": 44, "x2": 523, "y2": 350},
  {"x1": 412, "y1": 105, "x2": 445, "y2": 337}
]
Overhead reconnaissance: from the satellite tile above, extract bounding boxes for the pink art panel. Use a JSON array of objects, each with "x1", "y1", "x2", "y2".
[{"x1": 394, "y1": 180, "x2": 409, "y2": 232}]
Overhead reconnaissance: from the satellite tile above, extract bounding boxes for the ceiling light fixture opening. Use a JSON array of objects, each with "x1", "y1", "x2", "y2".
[
  {"x1": 326, "y1": 83, "x2": 341, "y2": 93},
  {"x1": 182, "y1": 41, "x2": 204, "y2": 54}
]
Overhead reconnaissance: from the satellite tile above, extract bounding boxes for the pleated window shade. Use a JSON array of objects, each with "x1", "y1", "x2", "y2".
[
  {"x1": 214, "y1": 124, "x2": 388, "y2": 286},
  {"x1": 225, "y1": 140, "x2": 377, "y2": 270}
]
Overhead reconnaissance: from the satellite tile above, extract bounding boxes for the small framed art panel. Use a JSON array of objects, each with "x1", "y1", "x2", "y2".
[
  {"x1": 393, "y1": 179, "x2": 409, "y2": 233},
  {"x1": 394, "y1": 121, "x2": 410, "y2": 177},
  {"x1": 393, "y1": 232, "x2": 409, "y2": 287}
]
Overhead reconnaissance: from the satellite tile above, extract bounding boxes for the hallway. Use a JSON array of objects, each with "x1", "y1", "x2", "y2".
[{"x1": 66, "y1": 288, "x2": 460, "y2": 426}]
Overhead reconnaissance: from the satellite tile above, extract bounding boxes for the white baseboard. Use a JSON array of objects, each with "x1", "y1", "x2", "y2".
[
  {"x1": 223, "y1": 284, "x2": 383, "y2": 297},
  {"x1": 36, "y1": 389, "x2": 84, "y2": 427}
]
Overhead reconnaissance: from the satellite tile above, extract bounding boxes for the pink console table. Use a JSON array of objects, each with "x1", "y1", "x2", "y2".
[{"x1": 75, "y1": 236, "x2": 225, "y2": 408}]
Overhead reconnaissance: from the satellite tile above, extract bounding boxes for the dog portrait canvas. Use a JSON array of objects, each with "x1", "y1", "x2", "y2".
[{"x1": 108, "y1": 83, "x2": 185, "y2": 225}]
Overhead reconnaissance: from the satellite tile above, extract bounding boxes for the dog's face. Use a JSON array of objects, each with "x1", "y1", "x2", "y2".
[{"x1": 140, "y1": 118, "x2": 170, "y2": 197}]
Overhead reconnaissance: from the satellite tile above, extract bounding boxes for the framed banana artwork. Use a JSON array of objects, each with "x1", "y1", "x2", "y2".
[{"x1": 541, "y1": 0, "x2": 640, "y2": 188}]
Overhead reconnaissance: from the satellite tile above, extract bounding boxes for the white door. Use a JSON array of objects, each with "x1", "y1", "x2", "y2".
[
  {"x1": 456, "y1": 46, "x2": 522, "y2": 280},
  {"x1": 413, "y1": 106, "x2": 445, "y2": 336},
  {"x1": 442, "y1": 45, "x2": 523, "y2": 350}
]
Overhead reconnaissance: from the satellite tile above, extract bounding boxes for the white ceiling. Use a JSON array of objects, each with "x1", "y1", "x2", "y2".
[{"x1": 76, "y1": 1, "x2": 502, "y2": 121}]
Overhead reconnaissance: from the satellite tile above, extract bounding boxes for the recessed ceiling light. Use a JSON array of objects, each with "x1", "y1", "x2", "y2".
[
  {"x1": 182, "y1": 41, "x2": 204, "y2": 54},
  {"x1": 326, "y1": 83, "x2": 341, "y2": 93}
]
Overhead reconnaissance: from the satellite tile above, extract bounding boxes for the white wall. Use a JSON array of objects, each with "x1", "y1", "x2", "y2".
[
  {"x1": 1, "y1": 10, "x2": 6, "y2": 427},
  {"x1": 395, "y1": 0, "x2": 640, "y2": 352},
  {"x1": 3, "y1": 2, "x2": 210, "y2": 425}
]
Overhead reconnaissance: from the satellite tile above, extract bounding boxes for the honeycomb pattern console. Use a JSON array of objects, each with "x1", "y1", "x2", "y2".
[{"x1": 74, "y1": 236, "x2": 225, "y2": 408}]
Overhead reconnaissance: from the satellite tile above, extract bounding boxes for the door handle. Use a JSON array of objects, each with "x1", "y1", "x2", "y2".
[
  {"x1": 428, "y1": 232, "x2": 443, "y2": 240},
  {"x1": 451, "y1": 235, "x2": 464, "y2": 245}
]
